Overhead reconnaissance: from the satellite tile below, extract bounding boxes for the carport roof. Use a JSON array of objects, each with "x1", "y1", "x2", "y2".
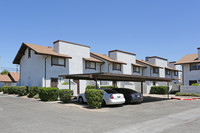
[{"x1": 59, "y1": 73, "x2": 173, "y2": 82}]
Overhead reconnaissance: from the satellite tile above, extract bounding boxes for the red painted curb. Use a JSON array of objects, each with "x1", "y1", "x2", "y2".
[
  {"x1": 192, "y1": 98, "x2": 197, "y2": 100},
  {"x1": 183, "y1": 99, "x2": 193, "y2": 101},
  {"x1": 171, "y1": 97, "x2": 181, "y2": 100}
]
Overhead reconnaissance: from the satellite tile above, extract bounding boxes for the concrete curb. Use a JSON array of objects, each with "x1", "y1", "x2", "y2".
[{"x1": 171, "y1": 97, "x2": 200, "y2": 101}]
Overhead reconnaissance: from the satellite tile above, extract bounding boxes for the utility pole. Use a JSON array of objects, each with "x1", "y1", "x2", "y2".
[{"x1": 16, "y1": 65, "x2": 19, "y2": 73}]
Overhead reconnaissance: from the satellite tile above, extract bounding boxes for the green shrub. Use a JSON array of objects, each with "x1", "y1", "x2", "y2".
[
  {"x1": 62, "y1": 82, "x2": 69, "y2": 85},
  {"x1": 100, "y1": 86, "x2": 117, "y2": 89},
  {"x1": 191, "y1": 83, "x2": 199, "y2": 86},
  {"x1": 86, "y1": 85, "x2": 99, "y2": 90},
  {"x1": 85, "y1": 89, "x2": 104, "y2": 109},
  {"x1": 169, "y1": 90, "x2": 180, "y2": 94},
  {"x1": 2, "y1": 86, "x2": 9, "y2": 94},
  {"x1": 39, "y1": 87, "x2": 59, "y2": 101},
  {"x1": 59, "y1": 89, "x2": 73, "y2": 103},
  {"x1": 175, "y1": 92, "x2": 200, "y2": 97},
  {"x1": 150, "y1": 86, "x2": 169, "y2": 94},
  {"x1": 28, "y1": 86, "x2": 39, "y2": 98},
  {"x1": 16, "y1": 86, "x2": 27, "y2": 96},
  {"x1": 0, "y1": 87, "x2": 2, "y2": 92},
  {"x1": 8, "y1": 86, "x2": 15, "y2": 94}
]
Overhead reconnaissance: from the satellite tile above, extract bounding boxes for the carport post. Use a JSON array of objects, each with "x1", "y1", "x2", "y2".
[
  {"x1": 141, "y1": 82, "x2": 143, "y2": 95},
  {"x1": 69, "y1": 79, "x2": 71, "y2": 90},
  {"x1": 95, "y1": 79, "x2": 98, "y2": 89},
  {"x1": 167, "y1": 82, "x2": 170, "y2": 99}
]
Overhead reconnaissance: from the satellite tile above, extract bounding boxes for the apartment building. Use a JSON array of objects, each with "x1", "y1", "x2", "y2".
[{"x1": 13, "y1": 40, "x2": 181, "y2": 95}]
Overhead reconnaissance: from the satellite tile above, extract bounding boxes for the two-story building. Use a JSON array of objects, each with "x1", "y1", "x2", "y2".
[
  {"x1": 13, "y1": 40, "x2": 181, "y2": 95},
  {"x1": 176, "y1": 48, "x2": 200, "y2": 85}
]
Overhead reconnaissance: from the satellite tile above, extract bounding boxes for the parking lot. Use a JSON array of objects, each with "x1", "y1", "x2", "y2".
[{"x1": 1, "y1": 93, "x2": 200, "y2": 133}]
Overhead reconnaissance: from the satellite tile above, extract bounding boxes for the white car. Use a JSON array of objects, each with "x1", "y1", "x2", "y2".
[{"x1": 77, "y1": 88, "x2": 125, "y2": 106}]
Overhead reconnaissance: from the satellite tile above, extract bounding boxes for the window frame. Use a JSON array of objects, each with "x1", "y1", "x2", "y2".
[
  {"x1": 85, "y1": 61, "x2": 96, "y2": 70},
  {"x1": 166, "y1": 69, "x2": 171, "y2": 75},
  {"x1": 190, "y1": 63, "x2": 200, "y2": 71},
  {"x1": 113, "y1": 63, "x2": 121, "y2": 71},
  {"x1": 174, "y1": 71, "x2": 178, "y2": 76},
  {"x1": 133, "y1": 66, "x2": 140, "y2": 73},
  {"x1": 153, "y1": 67, "x2": 159, "y2": 74},
  {"x1": 51, "y1": 56, "x2": 66, "y2": 67}
]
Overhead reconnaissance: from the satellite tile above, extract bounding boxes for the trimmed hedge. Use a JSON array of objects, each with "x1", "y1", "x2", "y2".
[
  {"x1": 175, "y1": 92, "x2": 200, "y2": 97},
  {"x1": 192, "y1": 83, "x2": 199, "y2": 86},
  {"x1": 85, "y1": 89, "x2": 104, "y2": 109},
  {"x1": 59, "y1": 89, "x2": 73, "y2": 103},
  {"x1": 100, "y1": 86, "x2": 117, "y2": 89},
  {"x1": 28, "y1": 86, "x2": 39, "y2": 98},
  {"x1": 0, "y1": 87, "x2": 2, "y2": 92},
  {"x1": 16, "y1": 86, "x2": 27, "y2": 96},
  {"x1": 86, "y1": 85, "x2": 99, "y2": 89},
  {"x1": 2, "y1": 86, "x2": 9, "y2": 94},
  {"x1": 150, "y1": 86, "x2": 169, "y2": 94},
  {"x1": 39, "y1": 87, "x2": 59, "y2": 101},
  {"x1": 169, "y1": 90, "x2": 180, "y2": 94}
]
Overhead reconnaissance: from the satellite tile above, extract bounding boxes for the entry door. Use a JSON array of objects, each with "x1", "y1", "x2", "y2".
[
  {"x1": 73, "y1": 80, "x2": 80, "y2": 95},
  {"x1": 51, "y1": 78, "x2": 58, "y2": 87}
]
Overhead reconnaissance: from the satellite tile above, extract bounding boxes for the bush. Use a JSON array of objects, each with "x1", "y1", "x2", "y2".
[
  {"x1": 169, "y1": 90, "x2": 180, "y2": 94},
  {"x1": 86, "y1": 85, "x2": 99, "y2": 90},
  {"x1": 59, "y1": 89, "x2": 73, "y2": 103},
  {"x1": 100, "y1": 86, "x2": 117, "y2": 89},
  {"x1": 192, "y1": 83, "x2": 199, "y2": 86},
  {"x1": 16, "y1": 86, "x2": 27, "y2": 96},
  {"x1": 62, "y1": 82, "x2": 69, "y2": 85},
  {"x1": 85, "y1": 89, "x2": 104, "y2": 109},
  {"x1": 2, "y1": 86, "x2": 9, "y2": 94},
  {"x1": 28, "y1": 86, "x2": 39, "y2": 98},
  {"x1": 0, "y1": 87, "x2": 2, "y2": 92},
  {"x1": 39, "y1": 87, "x2": 59, "y2": 101},
  {"x1": 175, "y1": 92, "x2": 200, "y2": 97},
  {"x1": 150, "y1": 86, "x2": 169, "y2": 94}
]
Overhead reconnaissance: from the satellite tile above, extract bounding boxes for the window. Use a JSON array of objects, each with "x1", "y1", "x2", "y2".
[
  {"x1": 133, "y1": 66, "x2": 140, "y2": 73},
  {"x1": 113, "y1": 63, "x2": 121, "y2": 71},
  {"x1": 28, "y1": 48, "x2": 31, "y2": 58},
  {"x1": 85, "y1": 61, "x2": 96, "y2": 69},
  {"x1": 174, "y1": 71, "x2": 178, "y2": 76},
  {"x1": 190, "y1": 64, "x2": 200, "y2": 70},
  {"x1": 189, "y1": 80, "x2": 197, "y2": 86},
  {"x1": 51, "y1": 56, "x2": 65, "y2": 66},
  {"x1": 153, "y1": 67, "x2": 159, "y2": 74},
  {"x1": 166, "y1": 69, "x2": 170, "y2": 75}
]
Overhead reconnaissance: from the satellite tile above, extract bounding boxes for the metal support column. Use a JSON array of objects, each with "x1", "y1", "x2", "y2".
[
  {"x1": 69, "y1": 79, "x2": 71, "y2": 90},
  {"x1": 95, "y1": 79, "x2": 98, "y2": 89},
  {"x1": 141, "y1": 82, "x2": 143, "y2": 95},
  {"x1": 167, "y1": 82, "x2": 169, "y2": 99}
]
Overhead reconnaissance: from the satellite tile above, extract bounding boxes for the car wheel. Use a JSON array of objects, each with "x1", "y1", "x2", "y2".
[
  {"x1": 101, "y1": 100, "x2": 106, "y2": 107},
  {"x1": 78, "y1": 97, "x2": 83, "y2": 104}
]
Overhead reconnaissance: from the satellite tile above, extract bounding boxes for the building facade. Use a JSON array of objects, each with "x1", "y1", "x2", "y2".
[{"x1": 13, "y1": 40, "x2": 181, "y2": 95}]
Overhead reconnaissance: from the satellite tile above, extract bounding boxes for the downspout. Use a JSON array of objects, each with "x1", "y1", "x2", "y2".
[
  {"x1": 44, "y1": 56, "x2": 48, "y2": 87},
  {"x1": 182, "y1": 65, "x2": 184, "y2": 85},
  {"x1": 108, "y1": 62, "x2": 111, "y2": 73}
]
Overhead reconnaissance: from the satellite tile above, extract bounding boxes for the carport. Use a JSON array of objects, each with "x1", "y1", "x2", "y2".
[{"x1": 59, "y1": 73, "x2": 172, "y2": 99}]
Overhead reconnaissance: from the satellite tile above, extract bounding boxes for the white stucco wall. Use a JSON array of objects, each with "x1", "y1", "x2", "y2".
[{"x1": 183, "y1": 64, "x2": 200, "y2": 85}]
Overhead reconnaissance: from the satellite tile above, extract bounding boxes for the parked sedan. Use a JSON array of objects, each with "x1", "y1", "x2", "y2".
[
  {"x1": 113, "y1": 88, "x2": 143, "y2": 104},
  {"x1": 77, "y1": 88, "x2": 125, "y2": 106}
]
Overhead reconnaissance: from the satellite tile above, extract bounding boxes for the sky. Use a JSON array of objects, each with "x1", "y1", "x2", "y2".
[{"x1": 0, "y1": 0, "x2": 200, "y2": 72}]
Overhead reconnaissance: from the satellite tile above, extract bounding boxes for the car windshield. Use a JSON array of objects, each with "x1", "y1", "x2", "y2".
[{"x1": 104, "y1": 89, "x2": 118, "y2": 94}]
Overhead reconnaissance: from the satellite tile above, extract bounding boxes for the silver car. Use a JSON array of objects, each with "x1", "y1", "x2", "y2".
[{"x1": 77, "y1": 88, "x2": 125, "y2": 106}]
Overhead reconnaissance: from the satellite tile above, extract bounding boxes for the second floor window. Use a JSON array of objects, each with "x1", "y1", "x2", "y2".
[
  {"x1": 153, "y1": 67, "x2": 159, "y2": 74},
  {"x1": 51, "y1": 56, "x2": 65, "y2": 66},
  {"x1": 190, "y1": 64, "x2": 200, "y2": 70},
  {"x1": 166, "y1": 69, "x2": 170, "y2": 75},
  {"x1": 133, "y1": 66, "x2": 140, "y2": 73},
  {"x1": 174, "y1": 71, "x2": 178, "y2": 76},
  {"x1": 85, "y1": 61, "x2": 96, "y2": 69},
  {"x1": 113, "y1": 63, "x2": 121, "y2": 71}
]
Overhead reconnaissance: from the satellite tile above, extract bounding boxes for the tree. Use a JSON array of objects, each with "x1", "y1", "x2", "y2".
[{"x1": 1, "y1": 70, "x2": 9, "y2": 75}]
